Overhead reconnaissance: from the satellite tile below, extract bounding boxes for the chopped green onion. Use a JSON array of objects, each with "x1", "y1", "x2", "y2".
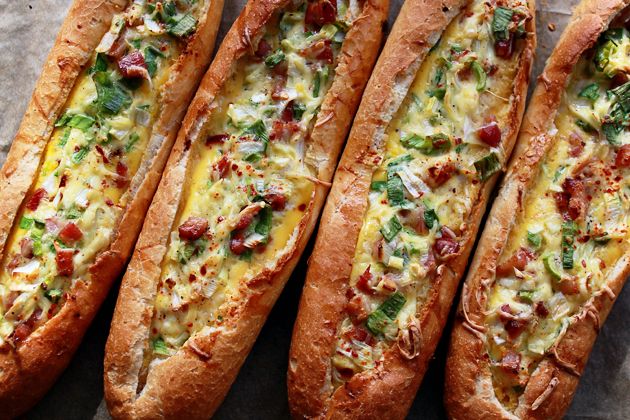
[
  {"x1": 370, "y1": 180, "x2": 387, "y2": 192},
  {"x1": 264, "y1": 50, "x2": 286, "y2": 68},
  {"x1": 543, "y1": 253, "x2": 562, "y2": 280},
  {"x1": 125, "y1": 132, "x2": 140, "y2": 153},
  {"x1": 144, "y1": 46, "x2": 163, "y2": 77},
  {"x1": 88, "y1": 53, "x2": 109, "y2": 75},
  {"x1": 401, "y1": 133, "x2": 450, "y2": 155},
  {"x1": 474, "y1": 153, "x2": 501, "y2": 181},
  {"x1": 292, "y1": 102, "x2": 306, "y2": 120},
  {"x1": 71, "y1": 145, "x2": 91, "y2": 164},
  {"x1": 428, "y1": 88, "x2": 446, "y2": 100},
  {"x1": 167, "y1": 14, "x2": 197, "y2": 37},
  {"x1": 19, "y1": 217, "x2": 33, "y2": 230},
  {"x1": 152, "y1": 337, "x2": 170, "y2": 355},
  {"x1": 527, "y1": 231, "x2": 542, "y2": 249},
  {"x1": 365, "y1": 292, "x2": 406, "y2": 336},
  {"x1": 67, "y1": 114, "x2": 95, "y2": 131},
  {"x1": 561, "y1": 220, "x2": 577, "y2": 269},
  {"x1": 313, "y1": 71, "x2": 321, "y2": 98},
  {"x1": 424, "y1": 207, "x2": 439, "y2": 229},
  {"x1": 59, "y1": 127, "x2": 71, "y2": 147},
  {"x1": 254, "y1": 206, "x2": 273, "y2": 244},
  {"x1": 93, "y1": 72, "x2": 132, "y2": 116},
  {"x1": 517, "y1": 290, "x2": 535, "y2": 303},
  {"x1": 578, "y1": 83, "x2": 600, "y2": 102},
  {"x1": 471, "y1": 61, "x2": 487, "y2": 91},
  {"x1": 380, "y1": 216, "x2": 402, "y2": 242},
  {"x1": 386, "y1": 173, "x2": 405, "y2": 207},
  {"x1": 44, "y1": 289, "x2": 63, "y2": 302}
]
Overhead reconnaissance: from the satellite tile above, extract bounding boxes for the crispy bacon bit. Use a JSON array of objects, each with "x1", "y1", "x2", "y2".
[
  {"x1": 379, "y1": 275, "x2": 398, "y2": 294},
  {"x1": 115, "y1": 161, "x2": 129, "y2": 188},
  {"x1": 26, "y1": 188, "x2": 48, "y2": 211},
  {"x1": 263, "y1": 193, "x2": 286, "y2": 211},
  {"x1": 107, "y1": 30, "x2": 128, "y2": 60},
  {"x1": 568, "y1": 132, "x2": 585, "y2": 158},
  {"x1": 271, "y1": 68, "x2": 288, "y2": 100},
  {"x1": 426, "y1": 161, "x2": 456, "y2": 188},
  {"x1": 206, "y1": 133, "x2": 229, "y2": 146},
  {"x1": 215, "y1": 155, "x2": 230, "y2": 179},
  {"x1": 55, "y1": 245, "x2": 74, "y2": 277},
  {"x1": 20, "y1": 237, "x2": 34, "y2": 258},
  {"x1": 611, "y1": 72, "x2": 629, "y2": 89},
  {"x1": 118, "y1": 51, "x2": 149, "y2": 79},
  {"x1": 59, "y1": 173, "x2": 68, "y2": 188},
  {"x1": 234, "y1": 203, "x2": 263, "y2": 231},
  {"x1": 499, "y1": 304, "x2": 528, "y2": 339},
  {"x1": 59, "y1": 222, "x2": 83, "y2": 243},
  {"x1": 346, "y1": 295, "x2": 368, "y2": 323},
  {"x1": 178, "y1": 217, "x2": 208, "y2": 241},
  {"x1": 301, "y1": 39, "x2": 333, "y2": 63},
  {"x1": 477, "y1": 119, "x2": 502, "y2": 147},
  {"x1": 615, "y1": 144, "x2": 630, "y2": 168},
  {"x1": 500, "y1": 350, "x2": 521, "y2": 374},
  {"x1": 558, "y1": 277, "x2": 580, "y2": 295},
  {"x1": 305, "y1": 0, "x2": 337, "y2": 27},
  {"x1": 229, "y1": 230, "x2": 247, "y2": 255},
  {"x1": 535, "y1": 301, "x2": 550, "y2": 317},
  {"x1": 495, "y1": 36, "x2": 514, "y2": 59},
  {"x1": 95, "y1": 145, "x2": 110, "y2": 164},
  {"x1": 270, "y1": 119, "x2": 300, "y2": 142},
  {"x1": 11, "y1": 323, "x2": 33, "y2": 344},
  {"x1": 45, "y1": 217, "x2": 62, "y2": 235},
  {"x1": 255, "y1": 38, "x2": 272, "y2": 59},
  {"x1": 281, "y1": 101, "x2": 297, "y2": 122},
  {"x1": 556, "y1": 177, "x2": 588, "y2": 221},
  {"x1": 496, "y1": 247, "x2": 535, "y2": 277},
  {"x1": 433, "y1": 228, "x2": 460, "y2": 260},
  {"x1": 372, "y1": 238, "x2": 384, "y2": 262},
  {"x1": 421, "y1": 249, "x2": 437, "y2": 276},
  {"x1": 356, "y1": 266, "x2": 375, "y2": 295}
]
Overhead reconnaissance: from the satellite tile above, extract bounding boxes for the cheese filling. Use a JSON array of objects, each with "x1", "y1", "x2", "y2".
[
  {"x1": 485, "y1": 28, "x2": 630, "y2": 410},
  {"x1": 145, "y1": 0, "x2": 359, "y2": 366},
  {"x1": 330, "y1": 0, "x2": 531, "y2": 387},
  {"x1": 0, "y1": 0, "x2": 207, "y2": 347}
]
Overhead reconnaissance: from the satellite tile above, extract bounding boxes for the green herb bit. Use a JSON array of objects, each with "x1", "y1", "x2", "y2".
[
  {"x1": 471, "y1": 61, "x2": 486, "y2": 91},
  {"x1": 424, "y1": 207, "x2": 439, "y2": 229},
  {"x1": 370, "y1": 180, "x2": 387, "y2": 192},
  {"x1": 254, "y1": 206, "x2": 273, "y2": 243},
  {"x1": 19, "y1": 217, "x2": 34, "y2": 229},
  {"x1": 93, "y1": 72, "x2": 132, "y2": 116},
  {"x1": 474, "y1": 153, "x2": 501, "y2": 181},
  {"x1": 517, "y1": 290, "x2": 535, "y2": 304},
  {"x1": 44, "y1": 289, "x2": 63, "y2": 302},
  {"x1": 561, "y1": 220, "x2": 577, "y2": 269},
  {"x1": 66, "y1": 206, "x2": 83, "y2": 220},
  {"x1": 55, "y1": 113, "x2": 73, "y2": 127},
  {"x1": 152, "y1": 337, "x2": 170, "y2": 355},
  {"x1": 365, "y1": 292, "x2": 407, "y2": 336},
  {"x1": 89, "y1": 53, "x2": 109, "y2": 75},
  {"x1": 265, "y1": 50, "x2": 286, "y2": 68},
  {"x1": 380, "y1": 216, "x2": 402, "y2": 242},
  {"x1": 578, "y1": 83, "x2": 600, "y2": 102},
  {"x1": 575, "y1": 119, "x2": 597, "y2": 134},
  {"x1": 492, "y1": 7, "x2": 514, "y2": 41},
  {"x1": 125, "y1": 132, "x2": 140, "y2": 153},
  {"x1": 526, "y1": 231, "x2": 542, "y2": 249},
  {"x1": 144, "y1": 46, "x2": 163, "y2": 77},
  {"x1": 313, "y1": 71, "x2": 321, "y2": 98},
  {"x1": 386, "y1": 172, "x2": 405, "y2": 207},
  {"x1": 67, "y1": 114, "x2": 95, "y2": 131},
  {"x1": 428, "y1": 88, "x2": 446, "y2": 100},
  {"x1": 72, "y1": 144, "x2": 91, "y2": 164}
]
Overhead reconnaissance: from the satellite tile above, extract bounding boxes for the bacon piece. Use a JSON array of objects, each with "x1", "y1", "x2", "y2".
[
  {"x1": 45, "y1": 217, "x2": 62, "y2": 236},
  {"x1": 59, "y1": 173, "x2": 68, "y2": 188},
  {"x1": 555, "y1": 177, "x2": 588, "y2": 221},
  {"x1": 20, "y1": 238, "x2": 34, "y2": 258},
  {"x1": 372, "y1": 238, "x2": 384, "y2": 262},
  {"x1": 118, "y1": 51, "x2": 149, "y2": 79},
  {"x1": 305, "y1": 0, "x2": 337, "y2": 27},
  {"x1": 270, "y1": 119, "x2": 300, "y2": 142},
  {"x1": 301, "y1": 39, "x2": 333, "y2": 64},
  {"x1": 495, "y1": 36, "x2": 514, "y2": 59},
  {"x1": 495, "y1": 247, "x2": 535, "y2": 277},
  {"x1": 499, "y1": 304, "x2": 528, "y2": 339},
  {"x1": 500, "y1": 350, "x2": 521, "y2": 375},
  {"x1": 426, "y1": 161, "x2": 456, "y2": 188},
  {"x1": 107, "y1": 31, "x2": 128, "y2": 60},
  {"x1": 26, "y1": 188, "x2": 48, "y2": 211},
  {"x1": 255, "y1": 38, "x2": 272, "y2": 59},
  {"x1": 95, "y1": 145, "x2": 110, "y2": 164},
  {"x1": 356, "y1": 266, "x2": 375, "y2": 295},
  {"x1": 55, "y1": 246, "x2": 74, "y2": 277},
  {"x1": 229, "y1": 230, "x2": 247, "y2": 255},
  {"x1": 115, "y1": 161, "x2": 129, "y2": 188},
  {"x1": 433, "y1": 227, "x2": 460, "y2": 260},
  {"x1": 346, "y1": 295, "x2": 368, "y2": 323},
  {"x1": 558, "y1": 277, "x2": 580, "y2": 295},
  {"x1": 398, "y1": 207, "x2": 428, "y2": 235},
  {"x1": 178, "y1": 216, "x2": 208, "y2": 241},
  {"x1": 263, "y1": 193, "x2": 286, "y2": 211},
  {"x1": 477, "y1": 120, "x2": 502, "y2": 147},
  {"x1": 615, "y1": 144, "x2": 630, "y2": 168},
  {"x1": 11, "y1": 323, "x2": 32, "y2": 344},
  {"x1": 59, "y1": 222, "x2": 83, "y2": 243},
  {"x1": 421, "y1": 249, "x2": 437, "y2": 276},
  {"x1": 206, "y1": 133, "x2": 229, "y2": 146},
  {"x1": 234, "y1": 203, "x2": 264, "y2": 231},
  {"x1": 535, "y1": 301, "x2": 550, "y2": 317},
  {"x1": 271, "y1": 67, "x2": 288, "y2": 100},
  {"x1": 568, "y1": 132, "x2": 584, "y2": 158}
]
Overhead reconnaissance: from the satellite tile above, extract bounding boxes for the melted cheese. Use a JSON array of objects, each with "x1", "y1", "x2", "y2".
[
  {"x1": 146, "y1": 1, "x2": 357, "y2": 364},
  {"x1": 485, "y1": 30, "x2": 630, "y2": 410},
  {"x1": 331, "y1": 0, "x2": 531, "y2": 387},
  {"x1": 0, "y1": 1, "x2": 207, "y2": 346}
]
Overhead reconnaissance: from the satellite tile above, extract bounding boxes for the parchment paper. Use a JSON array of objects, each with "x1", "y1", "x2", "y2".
[{"x1": 0, "y1": 1, "x2": 628, "y2": 418}]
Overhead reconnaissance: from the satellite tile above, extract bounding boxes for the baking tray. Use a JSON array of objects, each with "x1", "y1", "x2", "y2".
[{"x1": 0, "y1": 0, "x2": 628, "y2": 418}]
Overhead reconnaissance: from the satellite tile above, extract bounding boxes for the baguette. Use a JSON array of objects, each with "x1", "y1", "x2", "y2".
[
  {"x1": 0, "y1": 0, "x2": 224, "y2": 417},
  {"x1": 287, "y1": 0, "x2": 536, "y2": 417},
  {"x1": 444, "y1": 1, "x2": 630, "y2": 418},
  {"x1": 103, "y1": 0, "x2": 388, "y2": 417}
]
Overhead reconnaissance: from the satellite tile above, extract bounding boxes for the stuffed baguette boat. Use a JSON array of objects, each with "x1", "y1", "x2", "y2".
[
  {"x1": 103, "y1": 0, "x2": 388, "y2": 417},
  {"x1": 287, "y1": 0, "x2": 536, "y2": 417},
  {"x1": 0, "y1": 0, "x2": 224, "y2": 416},
  {"x1": 445, "y1": 1, "x2": 630, "y2": 418}
]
